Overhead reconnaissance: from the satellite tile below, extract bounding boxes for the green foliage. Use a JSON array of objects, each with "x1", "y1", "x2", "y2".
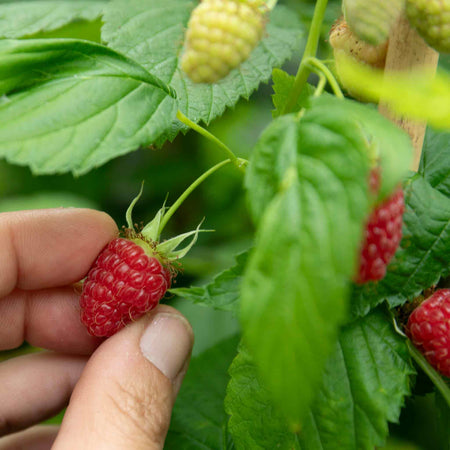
[
  {"x1": 226, "y1": 343, "x2": 298, "y2": 450},
  {"x1": 0, "y1": 0, "x2": 105, "y2": 38},
  {"x1": 0, "y1": 0, "x2": 302, "y2": 175},
  {"x1": 351, "y1": 174, "x2": 450, "y2": 317},
  {"x1": 420, "y1": 127, "x2": 450, "y2": 197},
  {"x1": 102, "y1": 0, "x2": 304, "y2": 142},
  {"x1": 242, "y1": 96, "x2": 373, "y2": 426},
  {"x1": 297, "y1": 308, "x2": 413, "y2": 450},
  {"x1": 165, "y1": 335, "x2": 239, "y2": 449},
  {"x1": 170, "y1": 251, "x2": 247, "y2": 313},
  {"x1": 271, "y1": 68, "x2": 312, "y2": 118},
  {"x1": 247, "y1": 96, "x2": 413, "y2": 223},
  {"x1": 315, "y1": 98, "x2": 413, "y2": 202},
  {"x1": 0, "y1": 39, "x2": 175, "y2": 175},
  {"x1": 226, "y1": 308, "x2": 414, "y2": 450}
]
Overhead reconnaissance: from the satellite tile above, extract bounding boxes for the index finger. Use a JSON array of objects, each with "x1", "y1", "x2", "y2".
[{"x1": 0, "y1": 209, "x2": 118, "y2": 297}]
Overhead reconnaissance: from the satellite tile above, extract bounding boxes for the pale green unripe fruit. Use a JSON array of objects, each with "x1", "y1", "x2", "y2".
[
  {"x1": 181, "y1": 0, "x2": 266, "y2": 83},
  {"x1": 406, "y1": 0, "x2": 450, "y2": 53},
  {"x1": 343, "y1": 0, "x2": 405, "y2": 45}
]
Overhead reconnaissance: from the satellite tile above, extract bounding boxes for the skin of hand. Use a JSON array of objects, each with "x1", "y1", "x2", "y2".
[{"x1": 0, "y1": 209, "x2": 194, "y2": 450}]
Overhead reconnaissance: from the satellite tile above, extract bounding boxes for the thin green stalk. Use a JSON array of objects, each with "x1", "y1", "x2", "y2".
[
  {"x1": 176, "y1": 110, "x2": 245, "y2": 174},
  {"x1": 306, "y1": 57, "x2": 344, "y2": 99},
  {"x1": 407, "y1": 341, "x2": 450, "y2": 408},
  {"x1": 313, "y1": 73, "x2": 326, "y2": 97},
  {"x1": 282, "y1": 0, "x2": 329, "y2": 114},
  {"x1": 158, "y1": 159, "x2": 237, "y2": 235}
]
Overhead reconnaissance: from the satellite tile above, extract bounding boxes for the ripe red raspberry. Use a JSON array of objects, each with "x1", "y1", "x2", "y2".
[
  {"x1": 79, "y1": 186, "x2": 203, "y2": 337},
  {"x1": 80, "y1": 238, "x2": 171, "y2": 337},
  {"x1": 406, "y1": 289, "x2": 450, "y2": 377},
  {"x1": 355, "y1": 170, "x2": 405, "y2": 284}
]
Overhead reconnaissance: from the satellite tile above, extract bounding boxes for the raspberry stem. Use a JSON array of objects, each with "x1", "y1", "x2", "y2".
[
  {"x1": 158, "y1": 158, "x2": 240, "y2": 235},
  {"x1": 281, "y1": 0, "x2": 329, "y2": 114},
  {"x1": 176, "y1": 110, "x2": 246, "y2": 174},
  {"x1": 406, "y1": 340, "x2": 450, "y2": 407},
  {"x1": 304, "y1": 57, "x2": 344, "y2": 99},
  {"x1": 313, "y1": 73, "x2": 326, "y2": 97}
]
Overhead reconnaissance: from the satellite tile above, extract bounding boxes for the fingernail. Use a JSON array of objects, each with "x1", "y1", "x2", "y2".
[{"x1": 140, "y1": 312, "x2": 193, "y2": 381}]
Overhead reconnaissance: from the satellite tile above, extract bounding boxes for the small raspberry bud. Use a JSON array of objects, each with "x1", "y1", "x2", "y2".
[
  {"x1": 406, "y1": 289, "x2": 450, "y2": 377},
  {"x1": 406, "y1": 0, "x2": 450, "y2": 53},
  {"x1": 181, "y1": 0, "x2": 266, "y2": 83},
  {"x1": 343, "y1": 0, "x2": 404, "y2": 45}
]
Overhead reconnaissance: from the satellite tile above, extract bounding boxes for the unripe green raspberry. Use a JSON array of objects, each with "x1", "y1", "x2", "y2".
[
  {"x1": 181, "y1": 0, "x2": 266, "y2": 83},
  {"x1": 406, "y1": 0, "x2": 450, "y2": 53},
  {"x1": 343, "y1": 0, "x2": 404, "y2": 45}
]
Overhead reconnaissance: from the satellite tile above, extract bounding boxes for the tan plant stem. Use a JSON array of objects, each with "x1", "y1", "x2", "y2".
[{"x1": 378, "y1": 14, "x2": 439, "y2": 171}]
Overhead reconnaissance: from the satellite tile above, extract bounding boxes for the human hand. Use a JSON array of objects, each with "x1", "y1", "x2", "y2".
[{"x1": 0, "y1": 209, "x2": 194, "y2": 449}]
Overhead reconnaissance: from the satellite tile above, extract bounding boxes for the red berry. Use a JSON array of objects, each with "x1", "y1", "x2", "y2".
[
  {"x1": 355, "y1": 170, "x2": 405, "y2": 284},
  {"x1": 406, "y1": 289, "x2": 450, "y2": 378},
  {"x1": 80, "y1": 238, "x2": 171, "y2": 337}
]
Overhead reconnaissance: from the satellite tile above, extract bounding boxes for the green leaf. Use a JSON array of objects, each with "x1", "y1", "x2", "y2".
[
  {"x1": 242, "y1": 98, "x2": 379, "y2": 426},
  {"x1": 241, "y1": 175, "x2": 366, "y2": 426},
  {"x1": 244, "y1": 113, "x2": 299, "y2": 223},
  {"x1": 313, "y1": 97, "x2": 413, "y2": 202},
  {"x1": 297, "y1": 308, "x2": 414, "y2": 450},
  {"x1": 271, "y1": 68, "x2": 312, "y2": 118},
  {"x1": 0, "y1": 0, "x2": 106, "y2": 39},
  {"x1": 102, "y1": 0, "x2": 304, "y2": 143},
  {"x1": 0, "y1": 191, "x2": 98, "y2": 211},
  {"x1": 351, "y1": 174, "x2": 450, "y2": 317},
  {"x1": 246, "y1": 96, "x2": 413, "y2": 224},
  {"x1": 170, "y1": 251, "x2": 248, "y2": 312},
  {"x1": 335, "y1": 53, "x2": 450, "y2": 130},
  {"x1": 225, "y1": 309, "x2": 414, "y2": 450},
  {"x1": 419, "y1": 127, "x2": 450, "y2": 197},
  {"x1": 225, "y1": 343, "x2": 298, "y2": 450},
  {"x1": 0, "y1": 39, "x2": 176, "y2": 174},
  {"x1": 165, "y1": 335, "x2": 239, "y2": 449}
]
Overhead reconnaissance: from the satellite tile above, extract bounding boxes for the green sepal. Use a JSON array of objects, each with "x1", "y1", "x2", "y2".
[
  {"x1": 141, "y1": 203, "x2": 167, "y2": 242},
  {"x1": 125, "y1": 182, "x2": 144, "y2": 230},
  {"x1": 157, "y1": 221, "x2": 212, "y2": 260}
]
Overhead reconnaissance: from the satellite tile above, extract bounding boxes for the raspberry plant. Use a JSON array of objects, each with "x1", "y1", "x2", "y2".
[{"x1": 0, "y1": 0, "x2": 449, "y2": 448}]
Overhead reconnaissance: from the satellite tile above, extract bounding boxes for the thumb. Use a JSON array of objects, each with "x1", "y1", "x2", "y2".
[{"x1": 53, "y1": 305, "x2": 194, "y2": 450}]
